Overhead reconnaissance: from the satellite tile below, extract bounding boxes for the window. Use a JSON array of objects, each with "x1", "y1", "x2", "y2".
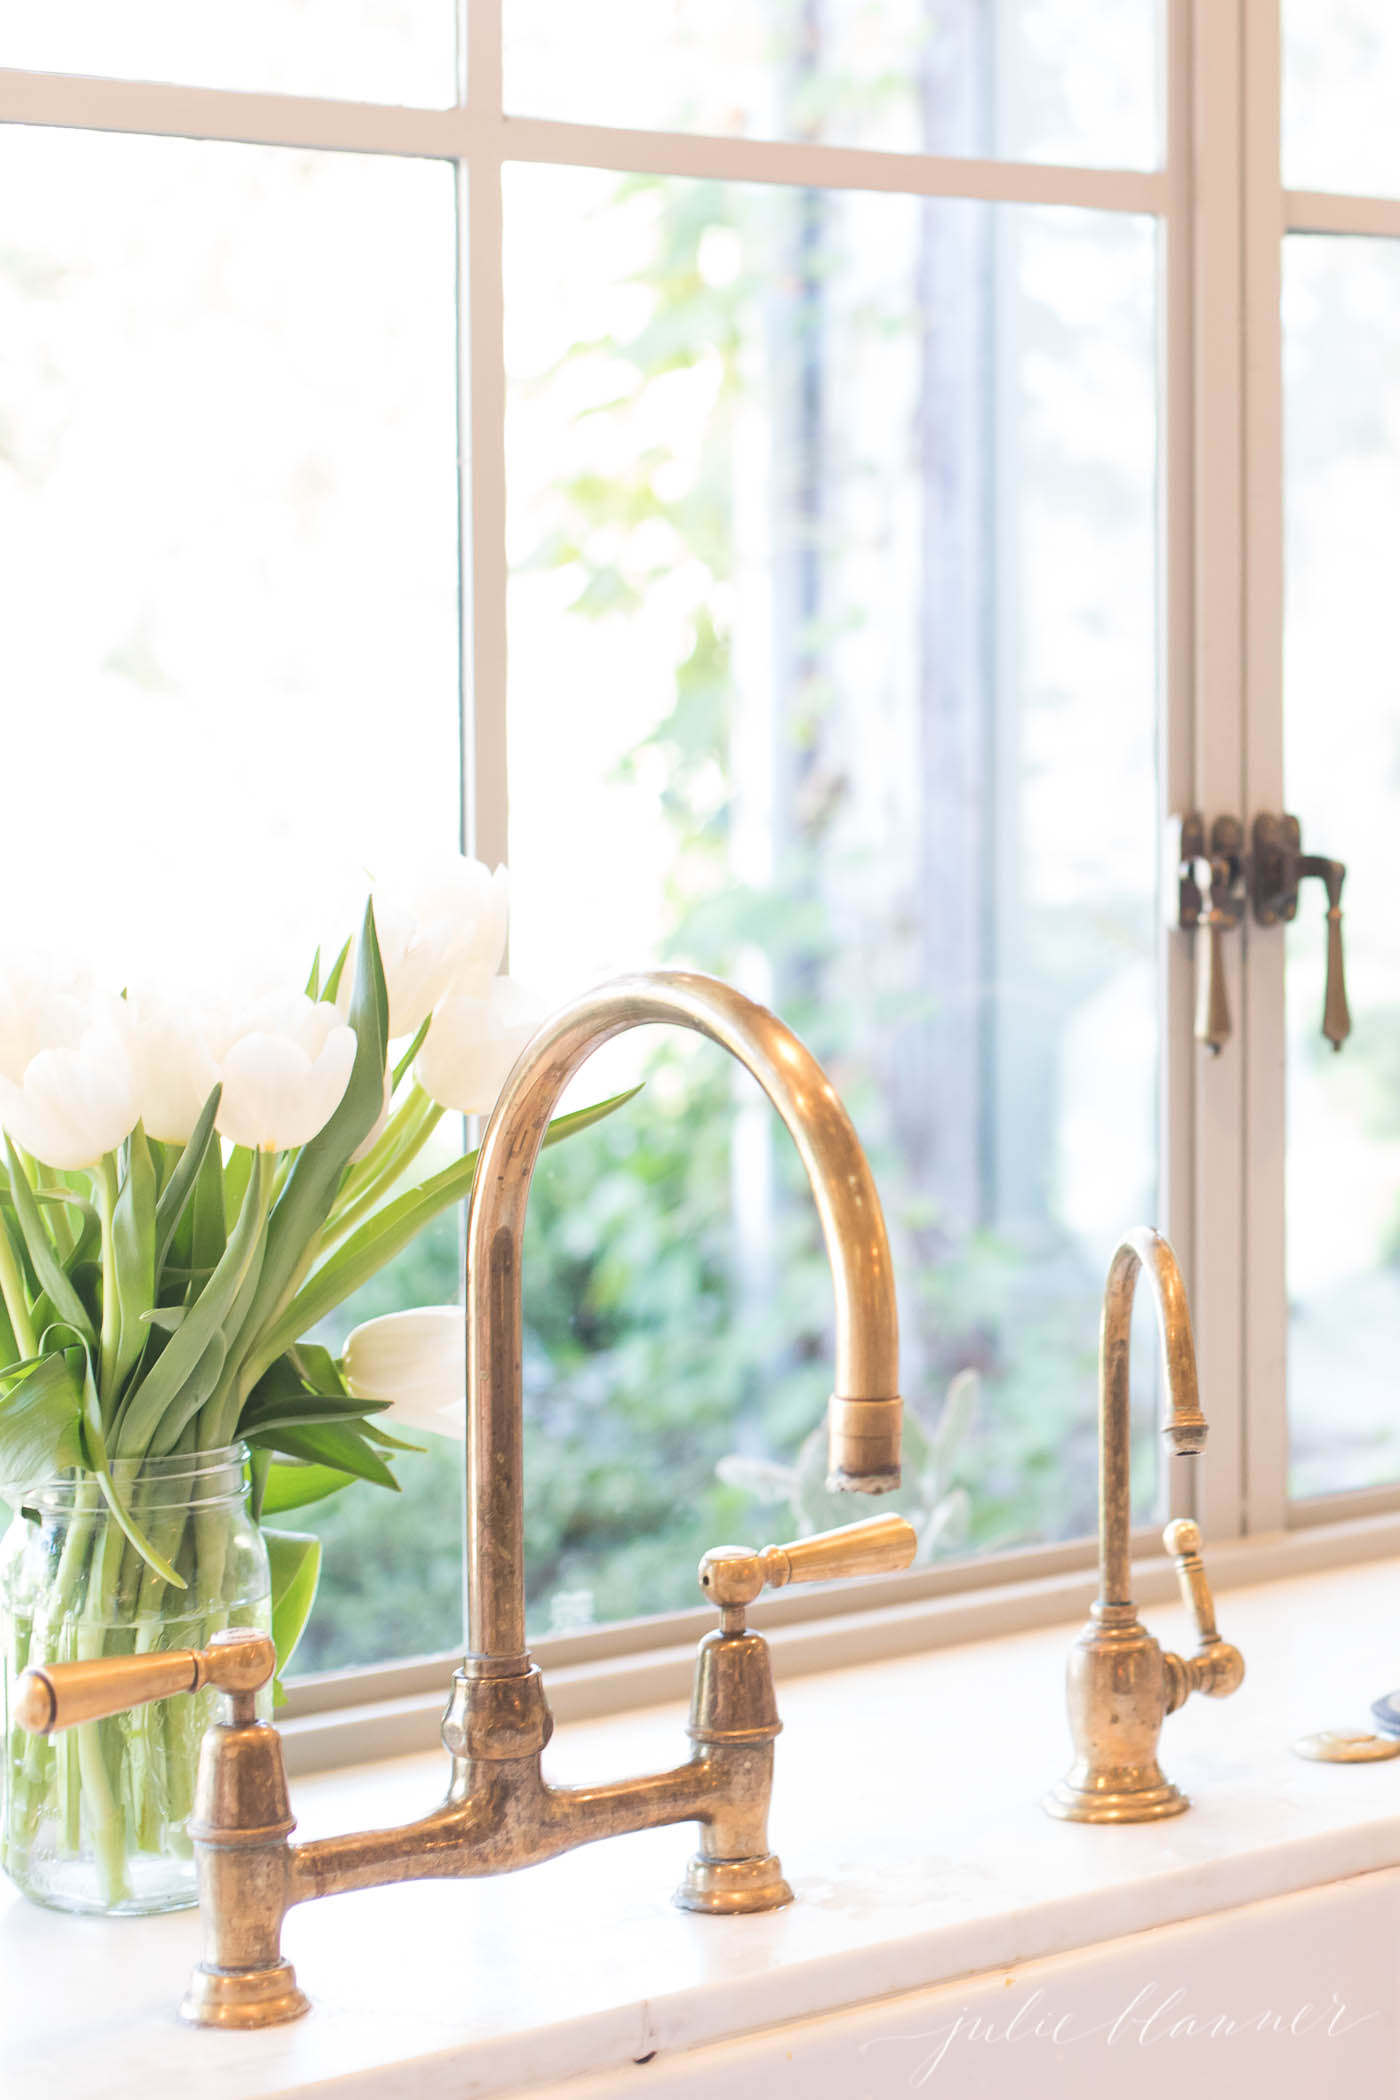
[{"x1": 0, "y1": 2, "x2": 1392, "y2": 1703}]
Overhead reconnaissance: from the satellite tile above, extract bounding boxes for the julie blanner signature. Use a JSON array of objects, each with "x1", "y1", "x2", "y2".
[{"x1": 858, "y1": 1983, "x2": 1380, "y2": 2086}]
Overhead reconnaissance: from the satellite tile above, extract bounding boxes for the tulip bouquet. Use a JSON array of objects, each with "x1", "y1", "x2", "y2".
[{"x1": 0, "y1": 857, "x2": 628, "y2": 1912}]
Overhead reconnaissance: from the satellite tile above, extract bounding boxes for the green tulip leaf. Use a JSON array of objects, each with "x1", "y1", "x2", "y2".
[
  {"x1": 258, "y1": 1084, "x2": 642, "y2": 1362},
  {"x1": 112, "y1": 1123, "x2": 157, "y2": 1391},
  {"x1": 148, "y1": 1332, "x2": 228, "y2": 1455},
  {"x1": 229, "y1": 903, "x2": 389, "y2": 1388},
  {"x1": 113, "y1": 1151, "x2": 270, "y2": 1458},
  {"x1": 285, "y1": 1341, "x2": 348, "y2": 1396},
  {"x1": 257, "y1": 1458, "x2": 358, "y2": 1516},
  {"x1": 190, "y1": 1129, "x2": 228, "y2": 1273},
  {"x1": 221, "y1": 1145, "x2": 254, "y2": 1236},
  {"x1": 32, "y1": 1186, "x2": 98, "y2": 1227},
  {"x1": 65, "y1": 1338, "x2": 188, "y2": 1588},
  {"x1": 321, "y1": 936, "x2": 353, "y2": 1005},
  {"x1": 359, "y1": 1418, "x2": 422, "y2": 1453},
  {"x1": 4, "y1": 1139, "x2": 94, "y2": 1348},
  {"x1": 391, "y1": 1015, "x2": 431, "y2": 1091},
  {"x1": 247, "y1": 1417, "x2": 400, "y2": 1491},
  {"x1": 0, "y1": 1353, "x2": 82, "y2": 1500},
  {"x1": 153, "y1": 1087, "x2": 221, "y2": 1276},
  {"x1": 264, "y1": 1528, "x2": 323, "y2": 1694},
  {"x1": 243, "y1": 1391, "x2": 389, "y2": 1435},
  {"x1": 236, "y1": 1346, "x2": 387, "y2": 1442}
]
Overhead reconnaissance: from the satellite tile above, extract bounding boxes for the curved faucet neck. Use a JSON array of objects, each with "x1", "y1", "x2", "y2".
[
  {"x1": 463, "y1": 972, "x2": 901, "y2": 1667},
  {"x1": 1097, "y1": 1228, "x2": 1206, "y2": 1607}
]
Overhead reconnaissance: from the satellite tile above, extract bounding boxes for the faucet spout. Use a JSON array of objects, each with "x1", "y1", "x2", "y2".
[
  {"x1": 464, "y1": 971, "x2": 902, "y2": 1666},
  {"x1": 1097, "y1": 1226, "x2": 1207, "y2": 1607},
  {"x1": 1046, "y1": 1225, "x2": 1241, "y2": 1824}
]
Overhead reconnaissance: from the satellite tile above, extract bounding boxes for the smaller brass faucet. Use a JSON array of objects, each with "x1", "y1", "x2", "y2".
[
  {"x1": 1044, "y1": 1227, "x2": 1244, "y2": 1824},
  {"x1": 15, "y1": 972, "x2": 914, "y2": 2028}
]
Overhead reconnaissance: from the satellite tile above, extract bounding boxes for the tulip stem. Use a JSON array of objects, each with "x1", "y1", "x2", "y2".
[
  {"x1": 331, "y1": 1085, "x2": 436, "y2": 1213},
  {"x1": 95, "y1": 1154, "x2": 121, "y2": 1405},
  {"x1": 324, "y1": 1089, "x2": 444, "y2": 1248},
  {"x1": 0, "y1": 1205, "x2": 37, "y2": 1361}
]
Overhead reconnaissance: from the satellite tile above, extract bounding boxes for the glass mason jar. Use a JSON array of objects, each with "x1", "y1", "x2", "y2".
[{"x1": 0, "y1": 1443, "x2": 271, "y2": 1916}]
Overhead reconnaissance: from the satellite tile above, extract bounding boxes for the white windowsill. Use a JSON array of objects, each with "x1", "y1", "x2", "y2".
[
  {"x1": 276, "y1": 1505, "x2": 1400, "y2": 1774},
  {"x1": 9, "y1": 1551, "x2": 1400, "y2": 2098}
]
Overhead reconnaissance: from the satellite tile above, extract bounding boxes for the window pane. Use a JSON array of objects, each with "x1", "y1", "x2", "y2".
[
  {"x1": 1285, "y1": 0, "x2": 1400, "y2": 196},
  {"x1": 1285, "y1": 234, "x2": 1400, "y2": 1497},
  {"x1": 504, "y1": 0, "x2": 1160, "y2": 169},
  {"x1": 0, "y1": 126, "x2": 464, "y2": 1669},
  {"x1": 0, "y1": 2, "x2": 454, "y2": 107},
  {"x1": 506, "y1": 168, "x2": 1159, "y2": 1632}
]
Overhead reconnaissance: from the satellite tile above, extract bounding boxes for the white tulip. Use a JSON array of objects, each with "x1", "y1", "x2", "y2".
[
  {"x1": 414, "y1": 977, "x2": 543, "y2": 1117},
  {"x1": 341, "y1": 1306, "x2": 465, "y2": 1438},
  {"x1": 121, "y1": 995, "x2": 221, "y2": 1145},
  {"x1": 358, "y1": 856, "x2": 512, "y2": 1038},
  {"x1": 212, "y1": 992, "x2": 358, "y2": 1153},
  {"x1": 0, "y1": 1018, "x2": 140, "y2": 1170},
  {"x1": 0, "y1": 966, "x2": 94, "y2": 1087}
]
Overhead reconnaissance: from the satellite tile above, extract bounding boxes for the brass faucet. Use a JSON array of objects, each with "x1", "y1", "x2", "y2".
[
  {"x1": 15, "y1": 972, "x2": 912, "y2": 2028},
  {"x1": 1044, "y1": 1227, "x2": 1244, "y2": 1823}
]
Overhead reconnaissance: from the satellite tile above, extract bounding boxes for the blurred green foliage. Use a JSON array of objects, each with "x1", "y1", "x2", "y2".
[{"x1": 292, "y1": 167, "x2": 1152, "y2": 1674}]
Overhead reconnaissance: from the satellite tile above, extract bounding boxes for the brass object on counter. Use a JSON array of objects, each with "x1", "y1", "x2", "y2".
[
  {"x1": 1044, "y1": 1228, "x2": 1244, "y2": 1825},
  {"x1": 1292, "y1": 1731, "x2": 1400, "y2": 1765},
  {"x1": 15, "y1": 971, "x2": 910, "y2": 2029}
]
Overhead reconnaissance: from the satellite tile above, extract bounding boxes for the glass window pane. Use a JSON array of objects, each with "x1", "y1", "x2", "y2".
[
  {"x1": 1284, "y1": 0, "x2": 1400, "y2": 196},
  {"x1": 1285, "y1": 233, "x2": 1400, "y2": 1497},
  {"x1": 504, "y1": 0, "x2": 1160, "y2": 169},
  {"x1": 506, "y1": 168, "x2": 1159, "y2": 1633},
  {"x1": 0, "y1": 126, "x2": 464, "y2": 1670},
  {"x1": 0, "y1": 2, "x2": 455, "y2": 107}
]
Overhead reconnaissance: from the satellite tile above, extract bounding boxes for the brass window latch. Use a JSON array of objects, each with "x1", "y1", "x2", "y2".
[{"x1": 1170, "y1": 811, "x2": 1350, "y2": 1057}]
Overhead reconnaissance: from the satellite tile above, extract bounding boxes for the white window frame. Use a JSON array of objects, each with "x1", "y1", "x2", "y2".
[{"x1": 4, "y1": 0, "x2": 1397, "y2": 1767}]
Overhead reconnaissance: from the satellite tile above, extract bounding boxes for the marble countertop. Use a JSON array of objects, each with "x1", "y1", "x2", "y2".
[{"x1": 5, "y1": 1555, "x2": 1400, "y2": 2100}]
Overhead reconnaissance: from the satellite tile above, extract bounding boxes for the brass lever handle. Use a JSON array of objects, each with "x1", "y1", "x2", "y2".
[
  {"x1": 698, "y1": 1513, "x2": 916, "y2": 1612},
  {"x1": 15, "y1": 1629, "x2": 276, "y2": 1734},
  {"x1": 1162, "y1": 1518, "x2": 1244, "y2": 1700},
  {"x1": 1300, "y1": 855, "x2": 1351, "y2": 1051},
  {"x1": 1192, "y1": 858, "x2": 1234, "y2": 1056},
  {"x1": 1252, "y1": 815, "x2": 1351, "y2": 1052},
  {"x1": 1172, "y1": 816, "x2": 1244, "y2": 1057},
  {"x1": 759, "y1": 1512, "x2": 917, "y2": 1589}
]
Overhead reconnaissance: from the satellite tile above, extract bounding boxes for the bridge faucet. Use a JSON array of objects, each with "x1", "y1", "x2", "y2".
[{"x1": 17, "y1": 971, "x2": 911, "y2": 2027}]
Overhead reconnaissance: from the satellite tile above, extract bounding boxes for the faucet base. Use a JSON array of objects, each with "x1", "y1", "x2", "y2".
[
  {"x1": 1042, "y1": 1770, "x2": 1189, "y2": 1825},
  {"x1": 180, "y1": 1959, "x2": 311, "y2": 2030},
  {"x1": 674, "y1": 1852, "x2": 794, "y2": 1914}
]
